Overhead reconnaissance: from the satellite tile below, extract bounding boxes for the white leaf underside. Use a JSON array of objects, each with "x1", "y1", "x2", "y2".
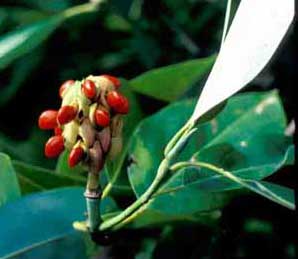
[{"x1": 191, "y1": 0, "x2": 294, "y2": 121}]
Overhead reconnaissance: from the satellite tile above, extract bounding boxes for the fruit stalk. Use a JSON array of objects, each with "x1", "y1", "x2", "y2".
[{"x1": 85, "y1": 172, "x2": 101, "y2": 232}]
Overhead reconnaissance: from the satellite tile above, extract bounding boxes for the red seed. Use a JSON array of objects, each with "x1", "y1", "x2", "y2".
[
  {"x1": 106, "y1": 91, "x2": 129, "y2": 114},
  {"x1": 38, "y1": 110, "x2": 58, "y2": 130},
  {"x1": 94, "y1": 109, "x2": 110, "y2": 127},
  {"x1": 68, "y1": 146, "x2": 85, "y2": 167},
  {"x1": 57, "y1": 105, "x2": 77, "y2": 125},
  {"x1": 119, "y1": 97, "x2": 129, "y2": 114},
  {"x1": 59, "y1": 80, "x2": 75, "y2": 98},
  {"x1": 45, "y1": 136, "x2": 64, "y2": 158},
  {"x1": 82, "y1": 80, "x2": 97, "y2": 99},
  {"x1": 54, "y1": 127, "x2": 63, "y2": 136},
  {"x1": 102, "y1": 75, "x2": 121, "y2": 89}
]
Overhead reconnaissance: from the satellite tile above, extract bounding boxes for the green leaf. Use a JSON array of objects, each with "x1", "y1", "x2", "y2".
[
  {"x1": 127, "y1": 91, "x2": 293, "y2": 226},
  {"x1": 18, "y1": 0, "x2": 71, "y2": 12},
  {"x1": 0, "y1": 3, "x2": 98, "y2": 105},
  {"x1": 0, "y1": 153, "x2": 21, "y2": 207},
  {"x1": 129, "y1": 55, "x2": 216, "y2": 102},
  {"x1": 0, "y1": 187, "x2": 88, "y2": 259},
  {"x1": 102, "y1": 79, "x2": 144, "y2": 198},
  {"x1": 128, "y1": 99, "x2": 197, "y2": 197},
  {"x1": 129, "y1": 90, "x2": 290, "y2": 196},
  {"x1": 13, "y1": 160, "x2": 85, "y2": 195},
  {"x1": 0, "y1": 15, "x2": 63, "y2": 69},
  {"x1": 104, "y1": 13, "x2": 132, "y2": 32},
  {"x1": 0, "y1": 7, "x2": 47, "y2": 26},
  {"x1": 0, "y1": 2, "x2": 98, "y2": 70},
  {"x1": 0, "y1": 128, "x2": 54, "y2": 168},
  {"x1": 193, "y1": 92, "x2": 288, "y2": 157},
  {"x1": 135, "y1": 238, "x2": 157, "y2": 259},
  {"x1": 0, "y1": 48, "x2": 43, "y2": 107}
]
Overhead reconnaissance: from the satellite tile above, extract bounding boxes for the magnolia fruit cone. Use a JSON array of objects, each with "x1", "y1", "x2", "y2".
[{"x1": 38, "y1": 75, "x2": 129, "y2": 174}]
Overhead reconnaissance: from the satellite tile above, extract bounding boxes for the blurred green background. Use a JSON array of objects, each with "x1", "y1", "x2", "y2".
[{"x1": 0, "y1": 0, "x2": 296, "y2": 258}]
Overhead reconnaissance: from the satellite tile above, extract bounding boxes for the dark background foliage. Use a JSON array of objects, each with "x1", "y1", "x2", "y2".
[{"x1": 0, "y1": 0, "x2": 296, "y2": 258}]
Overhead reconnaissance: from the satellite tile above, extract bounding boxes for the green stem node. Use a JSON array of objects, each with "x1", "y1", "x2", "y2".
[{"x1": 99, "y1": 121, "x2": 197, "y2": 231}]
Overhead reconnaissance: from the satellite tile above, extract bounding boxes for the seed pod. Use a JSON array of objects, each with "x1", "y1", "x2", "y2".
[
  {"x1": 59, "y1": 80, "x2": 75, "y2": 98},
  {"x1": 89, "y1": 141, "x2": 104, "y2": 174},
  {"x1": 87, "y1": 75, "x2": 115, "y2": 92},
  {"x1": 68, "y1": 146, "x2": 85, "y2": 167},
  {"x1": 99, "y1": 89, "x2": 109, "y2": 109},
  {"x1": 89, "y1": 103, "x2": 97, "y2": 125},
  {"x1": 54, "y1": 127, "x2": 62, "y2": 136},
  {"x1": 97, "y1": 127, "x2": 111, "y2": 153},
  {"x1": 45, "y1": 135, "x2": 64, "y2": 158},
  {"x1": 102, "y1": 75, "x2": 121, "y2": 89},
  {"x1": 82, "y1": 80, "x2": 97, "y2": 99},
  {"x1": 63, "y1": 121, "x2": 79, "y2": 149},
  {"x1": 106, "y1": 91, "x2": 129, "y2": 114},
  {"x1": 94, "y1": 108, "x2": 110, "y2": 127},
  {"x1": 57, "y1": 105, "x2": 77, "y2": 125},
  {"x1": 77, "y1": 97, "x2": 90, "y2": 120},
  {"x1": 79, "y1": 118, "x2": 96, "y2": 147},
  {"x1": 38, "y1": 110, "x2": 58, "y2": 130}
]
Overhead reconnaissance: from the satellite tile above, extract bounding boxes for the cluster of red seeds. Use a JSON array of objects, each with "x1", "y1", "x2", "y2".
[{"x1": 38, "y1": 75, "x2": 129, "y2": 172}]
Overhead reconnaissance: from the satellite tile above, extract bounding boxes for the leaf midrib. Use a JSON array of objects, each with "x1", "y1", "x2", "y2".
[
  {"x1": 157, "y1": 143, "x2": 292, "y2": 197},
  {"x1": 17, "y1": 173, "x2": 44, "y2": 191},
  {"x1": 155, "y1": 162, "x2": 281, "y2": 197},
  {"x1": 13, "y1": 160, "x2": 86, "y2": 184}
]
